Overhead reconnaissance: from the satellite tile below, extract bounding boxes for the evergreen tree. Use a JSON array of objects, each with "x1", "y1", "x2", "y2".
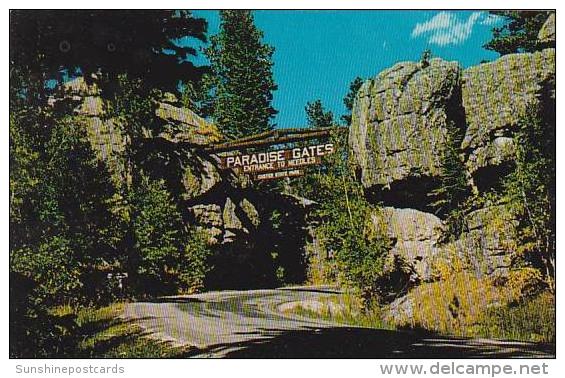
[
  {"x1": 420, "y1": 49, "x2": 432, "y2": 67},
  {"x1": 130, "y1": 176, "x2": 184, "y2": 294},
  {"x1": 305, "y1": 99, "x2": 334, "y2": 128},
  {"x1": 9, "y1": 10, "x2": 208, "y2": 94},
  {"x1": 309, "y1": 130, "x2": 395, "y2": 306},
  {"x1": 204, "y1": 10, "x2": 278, "y2": 139},
  {"x1": 428, "y1": 121, "x2": 469, "y2": 227},
  {"x1": 292, "y1": 99, "x2": 397, "y2": 306},
  {"x1": 483, "y1": 11, "x2": 552, "y2": 55},
  {"x1": 503, "y1": 104, "x2": 555, "y2": 290},
  {"x1": 341, "y1": 77, "x2": 364, "y2": 125},
  {"x1": 10, "y1": 68, "x2": 117, "y2": 305},
  {"x1": 9, "y1": 11, "x2": 214, "y2": 356}
]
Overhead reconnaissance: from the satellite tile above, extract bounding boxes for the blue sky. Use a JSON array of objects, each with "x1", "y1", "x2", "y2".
[{"x1": 189, "y1": 10, "x2": 504, "y2": 128}]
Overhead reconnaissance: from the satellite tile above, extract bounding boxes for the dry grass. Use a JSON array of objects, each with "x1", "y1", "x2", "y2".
[{"x1": 51, "y1": 303, "x2": 196, "y2": 358}]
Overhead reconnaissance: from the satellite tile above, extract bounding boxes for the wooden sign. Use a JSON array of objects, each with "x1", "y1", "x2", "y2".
[
  {"x1": 220, "y1": 143, "x2": 334, "y2": 175},
  {"x1": 254, "y1": 169, "x2": 304, "y2": 181}
]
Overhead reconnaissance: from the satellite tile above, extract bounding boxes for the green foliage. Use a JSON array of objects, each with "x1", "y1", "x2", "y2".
[
  {"x1": 11, "y1": 237, "x2": 83, "y2": 306},
  {"x1": 291, "y1": 106, "x2": 392, "y2": 305},
  {"x1": 9, "y1": 13, "x2": 215, "y2": 358},
  {"x1": 107, "y1": 75, "x2": 160, "y2": 139},
  {"x1": 104, "y1": 75, "x2": 214, "y2": 295},
  {"x1": 179, "y1": 230, "x2": 214, "y2": 293},
  {"x1": 305, "y1": 99, "x2": 334, "y2": 128},
  {"x1": 130, "y1": 176, "x2": 211, "y2": 294},
  {"x1": 74, "y1": 303, "x2": 196, "y2": 357},
  {"x1": 10, "y1": 69, "x2": 64, "y2": 235},
  {"x1": 10, "y1": 74, "x2": 118, "y2": 305},
  {"x1": 325, "y1": 205, "x2": 391, "y2": 306},
  {"x1": 12, "y1": 301, "x2": 196, "y2": 358},
  {"x1": 420, "y1": 49, "x2": 432, "y2": 67},
  {"x1": 9, "y1": 10, "x2": 208, "y2": 94},
  {"x1": 341, "y1": 77, "x2": 364, "y2": 125},
  {"x1": 429, "y1": 121, "x2": 469, "y2": 240},
  {"x1": 10, "y1": 70, "x2": 121, "y2": 357},
  {"x1": 281, "y1": 291, "x2": 389, "y2": 330},
  {"x1": 9, "y1": 116, "x2": 41, "y2": 231},
  {"x1": 130, "y1": 176, "x2": 184, "y2": 290},
  {"x1": 203, "y1": 10, "x2": 278, "y2": 139},
  {"x1": 9, "y1": 272, "x2": 79, "y2": 358},
  {"x1": 502, "y1": 104, "x2": 555, "y2": 287},
  {"x1": 484, "y1": 11, "x2": 552, "y2": 55},
  {"x1": 478, "y1": 291, "x2": 555, "y2": 343},
  {"x1": 44, "y1": 119, "x2": 117, "y2": 258}
]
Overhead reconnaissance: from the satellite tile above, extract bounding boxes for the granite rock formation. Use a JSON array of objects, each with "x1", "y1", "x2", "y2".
[
  {"x1": 349, "y1": 46, "x2": 555, "y2": 280},
  {"x1": 349, "y1": 58, "x2": 462, "y2": 211},
  {"x1": 64, "y1": 77, "x2": 259, "y2": 246}
]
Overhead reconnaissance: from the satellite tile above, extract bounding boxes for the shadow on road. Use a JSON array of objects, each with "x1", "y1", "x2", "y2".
[
  {"x1": 146, "y1": 296, "x2": 204, "y2": 304},
  {"x1": 280, "y1": 287, "x2": 342, "y2": 295},
  {"x1": 186, "y1": 326, "x2": 555, "y2": 358}
]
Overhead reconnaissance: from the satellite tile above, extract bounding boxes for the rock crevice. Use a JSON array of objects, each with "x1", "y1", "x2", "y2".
[{"x1": 350, "y1": 46, "x2": 555, "y2": 280}]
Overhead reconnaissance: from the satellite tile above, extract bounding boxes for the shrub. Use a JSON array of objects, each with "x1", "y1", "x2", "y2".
[
  {"x1": 10, "y1": 235, "x2": 83, "y2": 306},
  {"x1": 292, "y1": 128, "x2": 393, "y2": 306},
  {"x1": 389, "y1": 265, "x2": 554, "y2": 343},
  {"x1": 505, "y1": 267, "x2": 546, "y2": 302},
  {"x1": 478, "y1": 291, "x2": 555, "y2": 343},
  {"x1": 178, "y1": 230, "x2": 213, "y2": 293},
  {"x1": 130, "y1": 175, "x2": 212, "y2": 295},
  {"x1": 9, "y1": 272, "x2": 78, "y2": 358},
  {"x1": 502, "y1": 104, "x2": 555, "y2": 289},
  {"x1": 390, "y1": 272, "x2": 501, "y2": 336},
  {"x1": 130, "y1": 176, "x2": 187, "y2": 294}
]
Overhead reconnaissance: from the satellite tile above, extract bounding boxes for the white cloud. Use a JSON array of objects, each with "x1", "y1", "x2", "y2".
[
  {"x1": 480, "y1": 13, "x2": 504, "y2": 26},
  {"x1": 411, "y1": 11, "x2": 485, "y2": 46}
]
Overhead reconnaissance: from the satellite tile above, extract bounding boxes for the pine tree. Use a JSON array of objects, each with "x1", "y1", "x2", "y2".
[
  {"x1": 9, "y1": 10, "x2": 209, "y2": 94},
  {"x1": 428, "y1": 121, "x2": 469, "y2": 238},
  {"x1": 503, "y1": 105, "x2": 555, "y2": 289},
  {"x1": 10, "y1": 67, "x2": 118, "y2": 303},
  {"x1": 484, "y1": 11, "x2": 552, "y2": 55},
  {"x1": 204, "y1": 10, "x2": 278, "y2": 139},
  {"x1": 305, "y1": 99, "x2": 334, "y2": 128},
  {"x1": 341, "y1": 77, "x2": 364, "y2": 125}
]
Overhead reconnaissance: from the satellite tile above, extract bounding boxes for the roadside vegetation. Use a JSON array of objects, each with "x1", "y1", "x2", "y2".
[
  {"x1": 290, "y1": 105, "x2": 555, "y2": 344},
  {"x1": 9, "y1": 11, "x2": 215, "y2": 358},
  {"x1": 283, "y1": 284, "x2": 554, "y2": 344},
  {"x1": 16, "y1": 302, "x2": 195, "y2": 358},
  {"x1": 9, "y1": 9, "x2": 282, "y2": 358},
  {"x1": 9, "y1": 10, "x2": 554, "y2": 357},
  {"x1": 289, "y1": 11, "x2": 554, "y2": 345}
]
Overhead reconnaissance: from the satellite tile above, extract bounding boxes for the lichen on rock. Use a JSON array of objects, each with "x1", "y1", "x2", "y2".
[
  {"x1": 372, "y1": 207, "x2": 444, "y2": 282},
  {"x1": 538, "y1": 13, "x2": 555, "y2": 45},
  {"x1": 350, "y1": 45, "x2": 555, "y2": 285},
  {"x1": 461, "y1": 48, "x2": 555, "y2": 182},
  {"x1": 62, "y1": 77, "x2": 262, "y2": 247},
  {"x1": 349, "y1": 57, "x2": 462, "y2": 210}
]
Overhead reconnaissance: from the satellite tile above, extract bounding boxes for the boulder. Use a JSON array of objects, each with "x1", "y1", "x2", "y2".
[
  {"x1": 372, "y1": 207, "x2": 443, "y2": 282},
  {"x1": 349, "y1": 58, "x2": 462, "y2": 210},
  {"x1": 63, "y1": 77, "x2": 261, "y2": 246},
  {"x1": 538, "y1": 13, "x2": 555, "y2": 44},
  {"x1": 447, "y1": 204, "x2": 516, "y2": 277},
  {"x1": 65, "y1": 77, "x2": 221, "y2": 149},
  {"x1": 155, "y1": 100, "x2": 222, "y2": 145},
  {"x1": 349, "y1": 48, "x2": 555, "y2": 282},
  {"x1": 461, "y1": 48, "x2": 555, "y2": 184}
]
